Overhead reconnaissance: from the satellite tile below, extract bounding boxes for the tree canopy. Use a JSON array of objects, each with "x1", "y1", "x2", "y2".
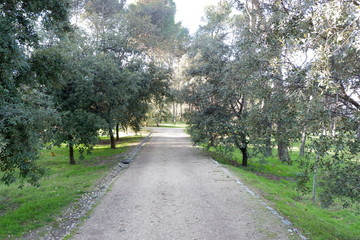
[
  {"x1": 0, "y1": 0, "x2": 358, "y2": 209},
  {"x1": 0, "y1": 0, "x2": 188, "y2": 185},
  {"x1": 182, "y1": 0, "x2": 359, "y2": 208},
  {"x1": 0, "y1": 0, "x2": 71, "y2": 186}
]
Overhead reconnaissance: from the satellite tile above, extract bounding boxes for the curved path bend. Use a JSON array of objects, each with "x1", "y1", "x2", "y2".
[{"x1": 72, "y1": 128, "x2": 295, "y2": 240}]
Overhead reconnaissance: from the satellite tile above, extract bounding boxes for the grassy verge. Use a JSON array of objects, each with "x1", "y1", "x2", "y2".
[
  {"x1": 208, "y1": 148, "x2": 360, "y2": 240},
  {"x1": 0, "y1": 135, "x2": 145, "y2": 239}
]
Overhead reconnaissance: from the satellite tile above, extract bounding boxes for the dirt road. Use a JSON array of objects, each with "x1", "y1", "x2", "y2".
[{"x1": 72, "y1": 128, "x2": 295, "y2": 240}]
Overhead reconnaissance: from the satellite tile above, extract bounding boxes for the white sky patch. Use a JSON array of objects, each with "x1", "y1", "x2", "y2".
[
  {"x1": 174, "y1": 0, "x2": 220, "y2": 33},
  {"x1": 126, "y1": 0, "x2": 221, "y2": 34}
]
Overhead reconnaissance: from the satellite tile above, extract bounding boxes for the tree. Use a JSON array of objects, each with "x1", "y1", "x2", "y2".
[
  {"x1": 119, "y1": 61, "x2": 171, "y2": 131},
  {"x1": 81, "y1": 0, "x2": 134, "y2": 149},
  {"x1": 85, "y1": 54, "x2": 133, "y2": 149},
  {"x1": 83, "y1": 0, "x2": 126, "y2": 44},
  {"x1": 31, "y1": 36, "x2": 104, "y2": 164},
  {"x1": 0, "y1": 0, "x2": 71, "y2": 185},
  {"x1": 293, "y1": 0, "x2": 360, "y2": 207},
  {"x1": 127, "y1": 0, "x2": 189, "y2": 63},
  {"x1": 79, "y1": 0, "x2": 176, "y2": 148},
  {"x1": 183, "y1": 0, "x2": 359, "y2": 208},
  {"x1": 183, "y1": 2, "x2": 250, "y2": 166},
  {"x1": 119, "y1": 0, "x2": 189, "y2": 127}
]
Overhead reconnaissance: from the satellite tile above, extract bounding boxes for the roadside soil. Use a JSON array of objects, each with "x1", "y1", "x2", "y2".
[{"x1": 72, "y1": 128, "x2": 297, "y2": 240}]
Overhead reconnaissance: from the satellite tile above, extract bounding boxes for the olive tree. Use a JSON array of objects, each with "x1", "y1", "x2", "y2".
[{"x1": 0, "y1": 0, "x2": 71, "y2": 185}]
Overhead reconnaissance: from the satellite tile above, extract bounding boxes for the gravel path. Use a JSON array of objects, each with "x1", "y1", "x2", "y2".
[{"x1": 72, "y1": 128, "x2": 297, "y2": 240}]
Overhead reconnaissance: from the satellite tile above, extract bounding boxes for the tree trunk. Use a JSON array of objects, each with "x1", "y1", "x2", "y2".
[
  {"x1": 116, "y1": 123, "x2": 120, "y2": 141},
  {"x1": 180, "y1": 103, "x2": 183, "y2": 121},
  {"x1": 332, "y1": 121, "x2": 336, "y2": 137},
  {"x1": 265, "y1": 138, "x2": 272, "y2": 157},
  {"x1": 109, "y1": 127, "x2": 116, "y2": 149},
  {"x1": 173, "y1": 102, "x2": 176, "y2": 124},
  {"x1": 235, "y1": 139, "x2": 248, "y2": 167},
  {"x1": 300, "y1": 131, "x2": 307, "y2": 157},
  {"x1": 277, "y1": 120, "x2": 291, "y2": 163},
  {"x1": 240, "y1": 147, "x2": 248, "y2": 167},
  {"x1": 277, "y1": 139, "x2": 290, "y2": 163},
  {"x1": 312, "y1": 157, "x2": 319, "y2": 205},
  {"x1": 264, "y1": 121, "x2": 272, "y2": 157},
  {"x1": 69, "y1": 143, "x2": 75, "y2": 165}
]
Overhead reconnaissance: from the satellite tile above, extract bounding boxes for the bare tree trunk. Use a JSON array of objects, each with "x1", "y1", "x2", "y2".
[
  {"x1": 240, "y1": 147, "x2": 248, "y2": 167},
  {"x1": 274, "y1": 67, "x2": 290, "y2": 163},
  {"x1": 109, "y1": 126, "x2": 116, "y2": 149},
  {"x1": 300, "y1": 131, "x2": 307, "y2": 157},
  {"x1": 312, "y1": 157, "x2": 319, "y2": 205},
  {"x1": 277, "y1": 139, "x2": 290, "y2": 163},
  {"x1": 277, "y1": 120, "x2": 290, "y2": 163},
  {"x1": 331, "y1": 119, "x2": 336, "y2": 137},
  {"x1": 175, "y1": 102, "x2": 178, "y2": 124},
  {"x1": 265, "y1": 121, "x2": 272, "y2": 157},
  {"x1": 173, "y1": 102, "x2": 176, "y2": 124},
  {"x1": 235, "y1": 139, "x2": 248, "y2": 167},
  {"x1": 180, "y1": 103, "x2": 183, "y2": 121},
  {"x1": 69, "y1": 143, "x2": 75, "y2": 165},
  {"x1": 265, "y1": 139, "x2": 272, "y2": 157},
  {"x1": 116, "y1": 123, "x2": 120, "y2": 141}
]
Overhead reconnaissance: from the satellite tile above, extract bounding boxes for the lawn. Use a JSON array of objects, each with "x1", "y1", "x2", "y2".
[
  {"x1": 208, "y1": 147, "x2": 360, "y2": 240},
  {"x1": 0, "y1": 134, "x2": 145, "y2": 239}
]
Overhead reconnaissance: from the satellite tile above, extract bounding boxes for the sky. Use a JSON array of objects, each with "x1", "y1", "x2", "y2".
[
  {"x1": 173, "y1": 0, "x2": 220, "y2": 33},
  {"x1": 127, "y1": 0, "x2": 221, "y2": 34}
]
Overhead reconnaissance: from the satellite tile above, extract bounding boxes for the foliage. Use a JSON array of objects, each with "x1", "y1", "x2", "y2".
[
  {"x1": 82, "y1": 0, "x2": 176, "y2": 147},
  {"x1": 184, "y1": 2, "x2": 253, "y2": 166},
  {"x1": 31, "y1": 36, "x2": 105, "y2": 164},
  {"x1": 182, "y1": 0, "x2": 360, "y2": 208},
  {"x1": 1, "y1": 0, "x2": 185, "y2": 184},
  {"x1": 0, "y1": 0, "x2": 71, "y2": 186},
  {"x1": 127, "y1": 0, "x2": 188, "y2": 59}
]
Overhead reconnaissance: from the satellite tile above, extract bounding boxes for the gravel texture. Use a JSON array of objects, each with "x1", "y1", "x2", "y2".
[
  {"x1": 70, "y1": 128, "x2": 299, "y2": 240},
  {"x1": 20, "y1": 133, "x2": 152, "y2": 240}
]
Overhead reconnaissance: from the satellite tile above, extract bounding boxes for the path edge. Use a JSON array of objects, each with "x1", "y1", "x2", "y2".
[
  {"x1": 208, "y1": 155, "x2": 308, "y2": 240},
  {"x1": 21, "y1": 131, "x2": 153, "y2": 240}
]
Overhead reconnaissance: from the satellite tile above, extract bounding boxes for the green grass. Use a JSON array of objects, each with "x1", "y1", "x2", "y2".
[
  {"x1": 208, "y1": 148, "x2": 360, "y2": 240},
  {"x1": 0, "y1": 135, "x2": 144, "y2": 239}
]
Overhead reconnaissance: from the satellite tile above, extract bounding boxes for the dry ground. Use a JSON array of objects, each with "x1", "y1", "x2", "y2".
[{"x1": 72, "y1": 128, "x2": 296, "y2": 240}]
